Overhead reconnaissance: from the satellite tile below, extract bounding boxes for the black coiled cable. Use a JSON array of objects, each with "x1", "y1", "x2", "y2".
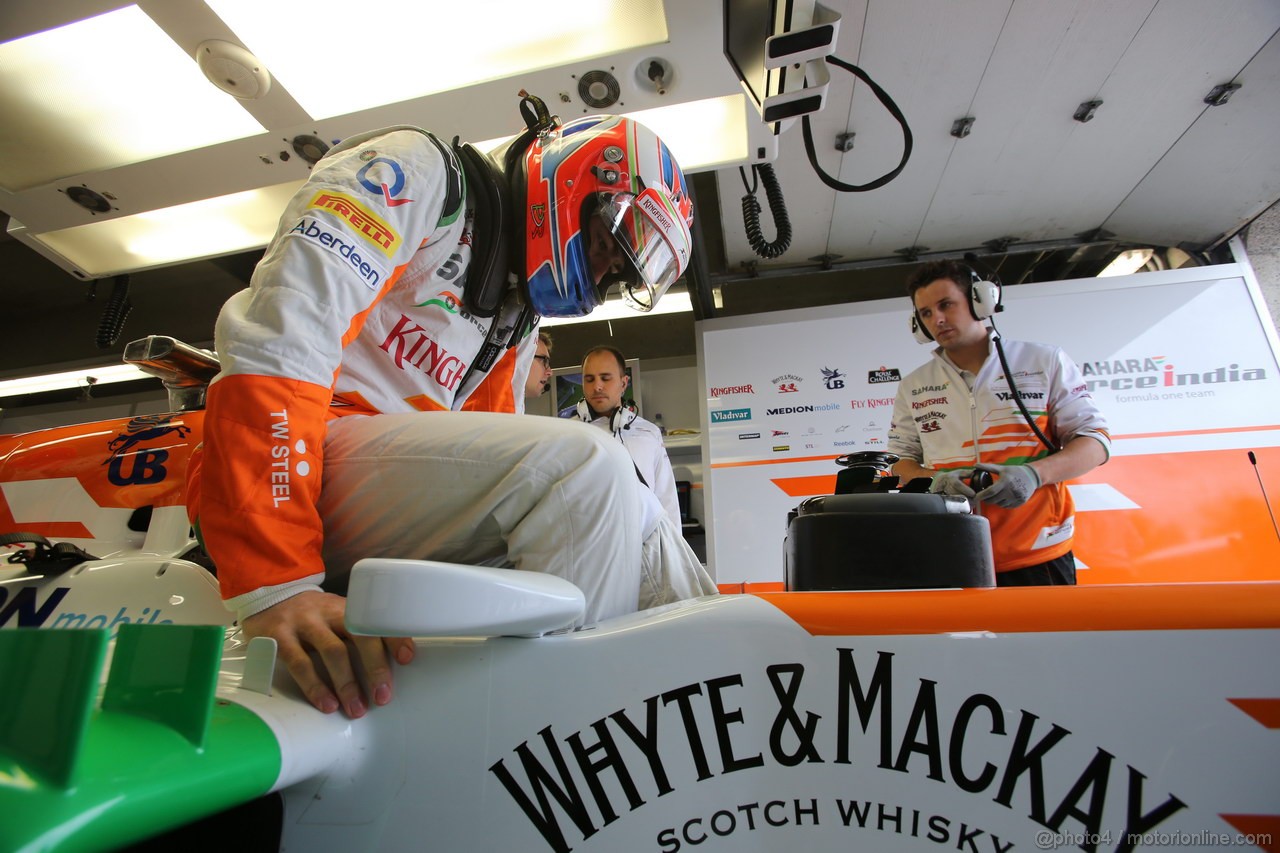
[
  {"x1": 740, "y1": 163, "x2": 792, "y2": 259},
  {"x1": 95, "y1": 274, "x2": 132, "y2": 348}
]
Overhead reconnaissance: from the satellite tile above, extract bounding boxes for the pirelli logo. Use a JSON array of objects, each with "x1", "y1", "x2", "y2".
[{"x1": 307, "y1": 191, "x2": 398, "y2": 257}]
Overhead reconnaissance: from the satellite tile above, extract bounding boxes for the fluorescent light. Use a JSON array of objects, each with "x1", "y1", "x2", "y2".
[
  {"x1": 0, "y1": 6, "x2": 265, "y2": 192},
  {"x1": 1098, "y1": 249, "x2": 1154, "y2": 277},
  {"x1": 207, "y1": 0, "x2": 668, "y2": 119},
  {"x1": 478, "y1": 95, "x2": 752, "y2": 172},
  {"x1": 541, "y1": 291, "x2": 692, "y2": 327},
  {"x1": 17, "y1": 181, "x2": 305, "y2": 277},
  {"x1": 0, "y1": 364, "x2": 152, "y2": 399}
]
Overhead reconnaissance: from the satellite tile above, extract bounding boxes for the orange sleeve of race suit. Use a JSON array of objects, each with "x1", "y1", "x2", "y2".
[{"x1": 196, "y1": 127, "x2": 459, "y2": 618}]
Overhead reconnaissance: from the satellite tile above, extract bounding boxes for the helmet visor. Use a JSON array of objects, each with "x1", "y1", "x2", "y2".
[{"x1": 597, "y1": 188, "x2": 690, "y2": 312}]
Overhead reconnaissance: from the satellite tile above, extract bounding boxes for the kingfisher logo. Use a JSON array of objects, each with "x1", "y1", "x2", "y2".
[
  {"x1": 711, "y1": 408, "x2": 752, "y2": 423},
  {"x1": 710, "y1": 384, "x2": 754, "y2": 397},
  {"x1": 868, "y1": 366, "x2": 902, "y2": 384},
  {"x1": 357, "y1": 156, "x2": 414, "y2": 206},
  {"x1": 290, "y1": 218, "x2": 386, "y2": 290},
  {"x1": 308, "y1": 191, "x2": 398, "y2": 257},
  {"x1": 379, "y1": 314, "x2": 469, "y2": 390}
]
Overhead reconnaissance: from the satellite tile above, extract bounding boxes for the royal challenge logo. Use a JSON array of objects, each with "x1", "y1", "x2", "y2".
[{"x1": 868, "y1": 366, "x2": 902, "y2": 384}]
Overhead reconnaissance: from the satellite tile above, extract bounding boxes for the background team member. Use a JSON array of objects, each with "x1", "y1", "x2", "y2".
[
  {"x1": 887, "y1": 259, "x2": 1110, "y2": 586},
  {"x1": 524, "y1": 332, "x2": 554, "y2": 399},
  {"x1": 576, "y1": 345, "x2": 682, "y2": 531},
  {"x1": 190, "y1": 102, "x2": 708, "y2": 719}
]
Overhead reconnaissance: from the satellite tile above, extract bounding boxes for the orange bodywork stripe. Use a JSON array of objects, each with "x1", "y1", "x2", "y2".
[
  {"x1": 1218, "y1": 816, "x2": 1280, "y2": 852},
  {"x1": 753, "y1": 582, "x2": 1280, "y2": 635},
  {"x1": 1228, "y1": 698, "x2": 1280, "y2": 729}
]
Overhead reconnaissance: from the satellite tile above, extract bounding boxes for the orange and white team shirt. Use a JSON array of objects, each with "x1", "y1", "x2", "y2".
[
  {"x1": 190, "y1": 126, "x2": 536, "y2": 618},
  {"x1": 887, "y1": 333, "x2": 1111, "y2": 572}
]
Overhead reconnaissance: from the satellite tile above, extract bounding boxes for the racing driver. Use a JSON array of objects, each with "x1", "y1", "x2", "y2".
[{"x1": 189, "y1": 95, "x2": 716, "y2": 719}]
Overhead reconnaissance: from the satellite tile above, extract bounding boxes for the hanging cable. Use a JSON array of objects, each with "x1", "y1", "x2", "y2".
[
  {"x1": 740, "y1": 163, "x2": 792, "y2": 258},
  {"x1": 95, "y1": 274, "x2": 132, "y2": 349},
  {"x1": 801, "y1": 56, "x2": 913, "y2": 193}
]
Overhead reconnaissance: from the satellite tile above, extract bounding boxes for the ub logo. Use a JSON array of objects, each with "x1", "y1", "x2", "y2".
[
  {"x1": 821, "y1": 366, "x2": 846, "y2": 390},
  {"x1": 103, "y1": 415, "x2": 190, "y2": 485}
]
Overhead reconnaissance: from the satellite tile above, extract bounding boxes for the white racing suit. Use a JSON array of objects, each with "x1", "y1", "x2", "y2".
[
  {"x1": 585, "y1": 409, "x2": 683, "y2": 531},
  {"x1": 887, "y1": 333, "x2": 1110, "y2": 573},
  {"x1": 188, "y1": 126, "x2": 715, "y2": 625}
]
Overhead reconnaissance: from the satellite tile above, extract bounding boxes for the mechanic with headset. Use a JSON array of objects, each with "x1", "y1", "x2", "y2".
[
  {"x1": 887, "y1": 259, "x2": 1110, "y2": 586},
  {"x1": 524, "y1": 331, "x2": 554, "y2": 399},
  {"x1": 188, "y1": 95, "x2": 715, "y2": 720},
  {"x1": 575, "y1": 345, "x2": 683, "y2": 531}
]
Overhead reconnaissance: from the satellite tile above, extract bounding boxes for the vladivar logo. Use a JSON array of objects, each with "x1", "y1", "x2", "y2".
[{"x1": 711, "y1": 408, "x2": 752, "y2": 423}]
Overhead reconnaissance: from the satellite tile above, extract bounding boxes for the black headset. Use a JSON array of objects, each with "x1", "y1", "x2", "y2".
[{"x1": 910, "y1": 265, "x2": 1002, "y2": 344}]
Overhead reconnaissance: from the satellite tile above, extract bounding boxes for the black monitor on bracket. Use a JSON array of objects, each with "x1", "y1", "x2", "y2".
[{"x1": 723, "y1": 0, "x2": 841, "y2": 135}]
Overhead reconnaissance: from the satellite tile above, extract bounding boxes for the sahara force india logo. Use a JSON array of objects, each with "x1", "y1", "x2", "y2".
[{"x1": 489, "y1": 649, "x2": 1187, "y2": 853}]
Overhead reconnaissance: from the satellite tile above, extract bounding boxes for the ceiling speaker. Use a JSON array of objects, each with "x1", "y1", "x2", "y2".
[
  {"x1": 578, "y1": 69, "x2": 621, "y2": 109},
  {"x1": 196, "y1": 40, "x2": 271, "y2": 100}
]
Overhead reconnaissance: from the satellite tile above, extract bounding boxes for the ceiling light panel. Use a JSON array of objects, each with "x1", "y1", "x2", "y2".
[
  {"x1": 206, "y1": 0, "x2": 669, "y2": 119},
  {"x1": 0, "y1": 6, "x2": 265, "y2": 192},
  {"x1": 477, "y1": 95, "x2": 752, "y2": 173},
  {"x1": 29, "y1": 180, "x2": 305, "y2": 277}
]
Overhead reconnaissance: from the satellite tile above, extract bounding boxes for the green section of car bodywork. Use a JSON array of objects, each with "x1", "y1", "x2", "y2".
[{"x1": 0, "y1": 625, "x2": 282, "y2": 853}]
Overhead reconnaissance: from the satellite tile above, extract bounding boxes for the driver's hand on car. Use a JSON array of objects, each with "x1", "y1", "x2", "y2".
[{"x1": 242, "y1": 591, "x2": 415, "y2": 718}]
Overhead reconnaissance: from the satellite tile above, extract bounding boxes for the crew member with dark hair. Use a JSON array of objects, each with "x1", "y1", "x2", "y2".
[{"x1": 887, "y1": 259, "x2": 1110, "y2": 585}]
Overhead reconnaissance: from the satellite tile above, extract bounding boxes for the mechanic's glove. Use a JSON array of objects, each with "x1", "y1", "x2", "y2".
[
  {"x1": 973, "y1": 462, "x2": 1042, "y2": 509},
  {"x1": 927, "y1": 468, "x2": 976, "y2": 499}
]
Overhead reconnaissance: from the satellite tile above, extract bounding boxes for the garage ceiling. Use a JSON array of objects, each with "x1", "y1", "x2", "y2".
[{"x1": 2, "y1": 0, "x2": 1279, "y2": 403}]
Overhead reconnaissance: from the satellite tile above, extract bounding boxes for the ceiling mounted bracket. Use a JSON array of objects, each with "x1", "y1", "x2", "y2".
[
  {"x1": 1204, "y1": 82, "x2": 1242, "y2": 106},
  {"x1": 1073, "y1": 99, "x2": 1103, "y2": 123},
  {"x1": 950, "y1": 117, "x2": 975, "y2": 139}
]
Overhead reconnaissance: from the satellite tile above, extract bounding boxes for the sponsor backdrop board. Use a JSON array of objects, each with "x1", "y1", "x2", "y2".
[{"x1": 696, "y1": 263, "x2": 1280, "y2": 585}]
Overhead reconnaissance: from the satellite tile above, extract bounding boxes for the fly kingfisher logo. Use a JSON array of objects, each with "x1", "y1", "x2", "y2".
[
  {"x1": 307, "y1": 191, "x2": 398, "y2": 257},
  {"x1": 356, "y1": 156, "x2": 414, "y2": 207},
  {"x1": 1082, "y1": 355, "x2": 1267, "y2": 391}
]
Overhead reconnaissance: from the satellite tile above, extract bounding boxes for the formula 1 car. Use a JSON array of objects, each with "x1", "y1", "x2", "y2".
[{"x1": 2, "y1": 338, "x2": 1277, "y2": 852}]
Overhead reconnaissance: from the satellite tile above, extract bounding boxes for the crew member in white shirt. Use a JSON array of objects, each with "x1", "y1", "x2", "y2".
[{"x1": 576, "y1": 345, "x2": 683, "y2": 531}]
